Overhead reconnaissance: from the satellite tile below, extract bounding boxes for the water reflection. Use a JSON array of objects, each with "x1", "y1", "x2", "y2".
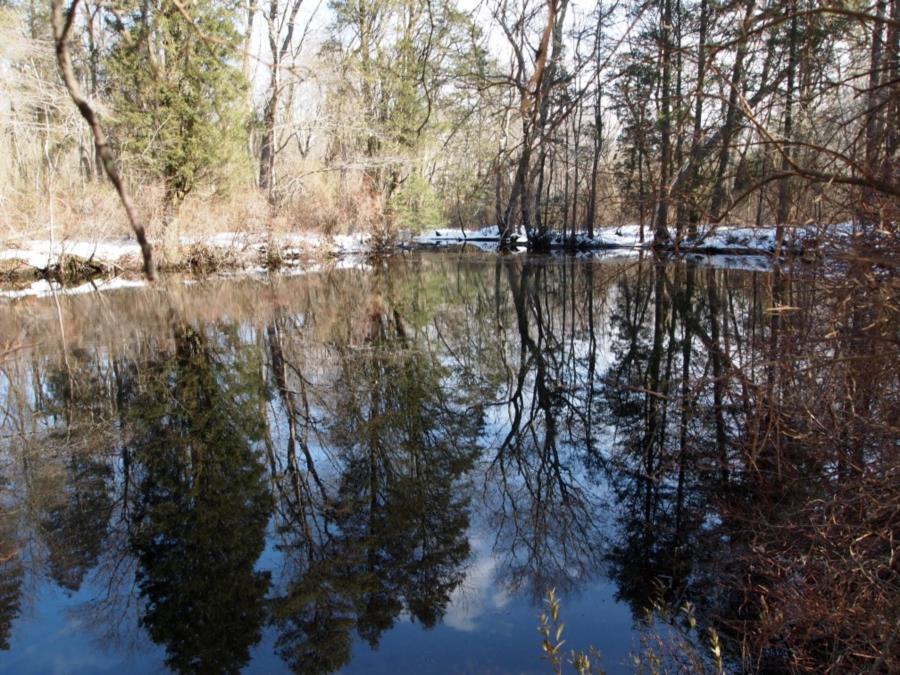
[
  {"x1": 269, "y1": 296, "x2": 480, "y2": 674},
  {"x1": 0, "y1": 251, "x2": 894, "y2": 673},
  {"x1": 0, "y1": 499, "x2": 20, "y2": 652},
  {"x1": 126, "y1": 324, "x2": 273, "y2": 673},
  {"x1": 486, "y1": 258, "x2": 609, "y2": 599}
]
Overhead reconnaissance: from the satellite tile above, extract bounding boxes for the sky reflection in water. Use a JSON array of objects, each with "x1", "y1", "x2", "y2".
[{"x1": 0, "y1": 252, "x2": 792, "y2": 673}]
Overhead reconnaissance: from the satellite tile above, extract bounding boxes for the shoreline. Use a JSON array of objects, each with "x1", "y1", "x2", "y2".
[
  {"x1": 0, "y1": 223, "x2": 857, "y2": 299},
  {"x1": 0, "y1": 231, "x2": 371, "y2": 285}
]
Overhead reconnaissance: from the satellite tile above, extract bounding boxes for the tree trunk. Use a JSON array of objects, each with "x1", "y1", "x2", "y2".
[
  {"x1": 51, "y1": 0, "x2": 155, "y2": 279},
  {"x1": 776, "y1": 4, "x2": 799, "y2": 242},
  {"x1": 654, "y1": 0, "x2": 673, "y2": 245},
  {"x1": 709, "y1": 0, "x2": 755, "y2": 218},
  {"x1": 259, "y1": 93, "x2": 277, "y2": 196},
  {"x1": 680, "y1": 0, "x2": 707, "y2": 239}
]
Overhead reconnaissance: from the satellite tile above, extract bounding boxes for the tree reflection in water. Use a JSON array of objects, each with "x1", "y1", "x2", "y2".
[
  {"x1": 0, "y1": 252, "x2": 895, "y2": 673},
  {"x1": 0, "y1": 487, "x2": 21, "y2": 652},
  {"x1": 482, "y1": 258, "x2": 611, "y2": 600},
  {"x1": 269, "y1": 285, "x2": 481, "y2": 673},
  {"x1": 125, "y1": 323, "x2": 274, "y2": 673}
]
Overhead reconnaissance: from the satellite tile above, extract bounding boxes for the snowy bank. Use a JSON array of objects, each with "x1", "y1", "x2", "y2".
[
  {"x1": 0, "y1": 238, "x2": 143, "y2": 271},
  {"x1": 0, "y1": 254, "x2": 375, "y2": 300},
  {"x1": 0, "y1": 231, "x2": 372, "y2": 276},
  {"x1": 415, "y1": 223, "x2": 851, "y2": 255}
]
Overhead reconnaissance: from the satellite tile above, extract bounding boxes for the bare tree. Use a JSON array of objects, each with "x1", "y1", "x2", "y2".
[
  {"x1": 50, "y1": 0, "x2": 155, "y2": 279},
  {"x1": 258, "y1": 0, "x2": 317, "y2": 199}
]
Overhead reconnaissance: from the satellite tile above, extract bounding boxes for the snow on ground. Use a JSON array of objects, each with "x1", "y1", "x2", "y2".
[
  {"x1": 330, "y1": 233, "x2": 371, "y2": 254},
  {"x1": 415, "y1": 223, "x2": 848, "y2": 254},
  {"x1": 0, "y1": 247, "x2": 375, "y2": 300},
  {"x1": 415, "y1": 226, "x2": 523, "y2": 243},
  {"x1": 0, "y1": 231, "x2": 373, "y2": 273},
  {"x1": 0, "y1": 238, "x2": 142, "y2": 269}
]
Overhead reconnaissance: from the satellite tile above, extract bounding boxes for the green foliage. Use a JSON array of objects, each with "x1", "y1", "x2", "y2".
[
  {"x1": 106, "y1": 0, "x2": 250, "y2": 206},
  {"x1": 387, "y1": 172, "x2": 446, "y2": 232},
  {"x1": 328, "y1": 0, "x2": 477, "y2": 153}
]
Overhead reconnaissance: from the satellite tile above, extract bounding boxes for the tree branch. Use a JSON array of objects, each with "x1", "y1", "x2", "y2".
[{"x1": 51, "y1": 0, "x2": 156, "y2": 279}]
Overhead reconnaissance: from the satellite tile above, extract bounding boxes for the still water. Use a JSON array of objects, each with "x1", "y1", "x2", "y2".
[{"x1": 0, "y1": 251, "x2": 828, "y2": 673}]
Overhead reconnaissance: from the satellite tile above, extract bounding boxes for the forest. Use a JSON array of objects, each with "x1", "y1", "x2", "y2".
[{"x1": 0, "y1": 0, "x2": 897, "y2": 270}]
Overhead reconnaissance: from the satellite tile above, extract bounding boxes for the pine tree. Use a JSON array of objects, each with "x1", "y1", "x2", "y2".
[{"x1": 106, "y1": 0, "x2": 250, "y2": 213}]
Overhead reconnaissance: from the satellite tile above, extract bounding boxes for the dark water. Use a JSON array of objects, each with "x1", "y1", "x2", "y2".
[{"x1": 0, "y1": 251, "x2": 879, "y2": 674}]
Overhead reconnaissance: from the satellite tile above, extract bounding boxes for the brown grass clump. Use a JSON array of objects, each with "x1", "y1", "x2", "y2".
[
  {"x1": 272, "y1": 167, "x2": 384, "y2": 235},
  {"x1": 179, "y1": 243, "x2": 241, "y2": 274},
  {"x1": 0, "y1": 258, "x2": 39, "y2": 282},
  {"x1": 50, "y1": 253, "x2": 106, "y2": 282}
]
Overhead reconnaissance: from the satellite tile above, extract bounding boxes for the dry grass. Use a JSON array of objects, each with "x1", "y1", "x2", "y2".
[
  {"x1": 271, "y1": 165, "x2": 384, "y2": 235},
  {"x1": 0, "y1": 179, "x2": 140, "y2": 243},
  {"x1": 716, "y1": 240, "x2": 900, "y2": 673},
  {"x1": 0, "y1": 173, "x2": 354, "y2": 274},
  {"x1": 0, "y1": 168, "x2": 382, "y2": 244}
]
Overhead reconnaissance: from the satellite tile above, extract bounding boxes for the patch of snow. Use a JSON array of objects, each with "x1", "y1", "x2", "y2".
[
  {"x1": 331, "y1": 233, "x2": 371, "y2": 254},
  {"x1": 0, "y1": 248, "x2": 48, "y2": 269},
  {"x1": 692, "y1": 227, "x2": 779, "y2": 253},
  {"x1": 62, "y1": 239, "x2": 142, "y2": 261},
  {"x1": 0, "y1": 238, "x2": 140, "y2": 269},
  {"x1": 0, "y1": 276, "x2": 145, "y2": 300},
  {"x1": 568, "y1": 225, "x2": 645, "y2": 249},
  {"x1": 415, "y1": 226, "x2": 521, "y2": 244}
]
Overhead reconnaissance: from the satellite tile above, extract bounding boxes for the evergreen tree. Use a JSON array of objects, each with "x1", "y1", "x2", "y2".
[{"x1": 106, "y1": 0, "x2": 250, "y2": 211}]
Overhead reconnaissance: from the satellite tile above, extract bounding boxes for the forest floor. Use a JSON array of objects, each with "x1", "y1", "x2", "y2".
[{"x1": 0, "y1": 223, "x2": 855, "y2": 298}]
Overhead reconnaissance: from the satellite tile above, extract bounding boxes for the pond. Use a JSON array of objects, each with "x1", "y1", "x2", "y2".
[{"x1": 0, "y1": 250, "x2": 894, "y2": 674}]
